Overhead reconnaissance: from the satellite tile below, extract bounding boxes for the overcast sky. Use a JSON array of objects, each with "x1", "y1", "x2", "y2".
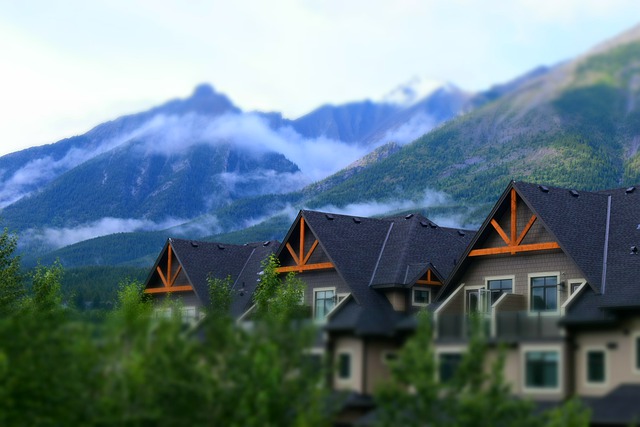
[{"x1": 0, "y1": 0, "x2": 639, "y2": 157}]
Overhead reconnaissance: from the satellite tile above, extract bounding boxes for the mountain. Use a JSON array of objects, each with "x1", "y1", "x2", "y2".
[
  {"x1": 1, "y1": 80, "x2": 468, "y2": 258},
  {"x1": 301, "y1": 24, "x2": 640, "y2": 209},
  {"x1": 12, "y1": 24, "x2": 640, "y2": 273}
]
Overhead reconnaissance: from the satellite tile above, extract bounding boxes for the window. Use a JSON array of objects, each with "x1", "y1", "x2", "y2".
[
  {"x1": 181, "y1": 306, "x2": 197, "y2": 322},
  {"x1": 525, "y1": 351, "x2": 559, "y2": 388},
  {"x1": 338, "y1": 353, "x2": 351, "y2": 379},
  {"x1": 635, "y1": 336, "x2": 640, "y2": 372},
  {"x1": 586, "y1": 350, "x2": 605, "y2": 384},
  {"x1": 314, "y1": 289, "x2": 335, "y2": 320},
  {"x1": 413, "y1": 287, "x2": 430, "y2": 306},
  {"x1": 570, "y1": 281, "x2": 583, "y2": 295},
  {"x1": 530, "y1": 275, "x2": 558, "y2": 312},
  {"x1": 466, "y1": 288, "x2": 490, "y2": 313},
  {"x1": 487, "y1": 278, "x2": 512, "y2": 305},
  {"x1": 382, "y1": 352, "x2": 398, "y2": 365},
  {"x1": 438, "y1": 353, "x2": 462, "y2": 382}
]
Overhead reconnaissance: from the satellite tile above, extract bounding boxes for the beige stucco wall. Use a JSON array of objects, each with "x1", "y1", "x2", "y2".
[
  {"x1": 333, "y1": 336, "x2": 364, "y2": 393},
  {"x1": 385, "y1": 290, "x2": 406, "y2": 311},
  {"x1": 364, "y1": 339, "x2": 400, "y2": 395},
  {"x1": 434, "y1": 342, "x2": 569, "y2": 401},
  {"x1": 574, "y1": 317, "x2": 640, "y2": 397}
]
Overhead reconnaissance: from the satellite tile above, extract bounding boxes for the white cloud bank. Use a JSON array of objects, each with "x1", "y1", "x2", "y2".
[{"x1": 23, "y1": 216, "x2": 189, "y2": 249}]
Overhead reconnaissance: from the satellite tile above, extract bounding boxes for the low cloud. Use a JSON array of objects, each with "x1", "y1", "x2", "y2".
[
  {"x1": 315, "y1": 189, "x2": 451, "y2": 218},
  {"x1": 312, "y1": 189, "x2": 474, "y2": 230},
  {"x1": 380, "y1": 112, "x2": 437, "y2": 146},
  {"x1": 0, "y1": 126, "x2": 153, "y2": 208},
  {"x1": 132, "y1": 112, "x2": 370, "y2": 182},
  {"x1": 22, "y1": 216, "x2": 189, "y2": 249},
  {"x1": 218, "y1": 170, "x2": 309, "y2": 197}
]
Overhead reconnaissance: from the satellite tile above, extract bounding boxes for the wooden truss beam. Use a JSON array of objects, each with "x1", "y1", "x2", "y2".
[
  {"x1": 145, "y1": 244, "x2": 191, "y2": 294},
  {"x1": 416, "y1": 269, "x2": 442, "y2": 286},
  {"x1": 469, "y1": 188, "x2": 560, "y2": 257},
  {"x1": 276, "y1": 216, "x2": 334, "y2": 274}
]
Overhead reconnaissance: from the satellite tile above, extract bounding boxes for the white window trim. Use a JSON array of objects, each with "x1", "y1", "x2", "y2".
[
  {"x1": 561, "y1": 280, "x2": 586, "y2": 315},
  {"x1": 632, "y1": 332, "x2": 640, "y2": 375},
  {"x1": 326, "y1": 293, "x2": 352, "y2": 320},
  {"x1": 313, "y1": 287, "x2": 337, "y2": 322},
  {"x1": 527, "y1": 272, "x2": 561, "y2": 315},
  {"x1": 335, "y1": 350, "x2": 354, "y2": 384},
  {"x1": 464, "y1": 284, "x2": 487, "y2": 315},
  {"x1": 584, "y1": 346, "x2": 608, "y2": 388},
  {"x1": 412, "y1": 286, "x2": 431, "y2": 307},
  {"x1": 485, "y1": 274, "x2": 515, "y2": 312},
  {"x1": 521, "y1": 344, "x2": 563, "y2": 394},
  {"x1": 569, "y1": 279, "x2": 586, "y2": 295}
]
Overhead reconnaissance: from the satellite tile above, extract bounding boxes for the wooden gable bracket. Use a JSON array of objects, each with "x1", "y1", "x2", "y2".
[
  {"x1": 469, "y1": 188, "x2": 560, "y2": 257},
  {"x1": 145, "y1": 244, "x2": 193, "y2": 294},
  {"x1": 276, "y1": 217, "x2": 334, "y2": 273},
  {"x1": 416, "y1": 268, "x2": 442, "y2": 286}
]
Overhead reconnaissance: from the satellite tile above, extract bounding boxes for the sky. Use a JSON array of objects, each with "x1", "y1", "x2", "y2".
[{"x1": 1, "y1": 0, "x2": 639, "y2": 157}]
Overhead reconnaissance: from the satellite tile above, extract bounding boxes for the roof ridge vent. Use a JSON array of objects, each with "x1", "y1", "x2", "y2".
[
  {"x1": 190, "y1": 241, "x2": 199, "y2": 247},
  {"x1": 325, "y1": 214, "x2": 335, "y2": 220},
  {"x1": 626, "y1": 186, "x2": 636, "y2": 194},
  {"x1": 538, "y1": 185, "x2": 549, "y2": 193},
  {"x1": 352, "y1": 217, "x2": 361, "y2": 224},
  {"x1": 217, "y1": 244, "x2": 225, "y2": 250},
  {"x1": 419, "y1": 220, "x2": 429, "y2": 227},
  {"x1": 458, "y1": 230, "x2": 466, "y2": 236},
  {"x1": 262, "y1": 241, "x2": 270, "y2": 246},
  {"x1": 570, "y1": 189, "x2": 579, "y2": 197},
  {"x1": 405, "y1": 213, "x2": 414, "y2": 219}
]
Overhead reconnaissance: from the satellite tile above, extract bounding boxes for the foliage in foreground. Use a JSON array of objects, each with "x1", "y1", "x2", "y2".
[
  {"x1": 0, "y1": 231, "x2": 330, "y2": 426},
  {"x1": 375, "y1": 312, "x2": 591, "y2": 427}
]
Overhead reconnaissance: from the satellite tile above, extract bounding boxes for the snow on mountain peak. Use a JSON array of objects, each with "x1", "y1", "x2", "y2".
[{"x1": 380, "y1": 76, "x2": 444, "y2": 106}]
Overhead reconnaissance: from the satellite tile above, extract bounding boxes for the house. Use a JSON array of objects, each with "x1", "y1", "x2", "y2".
[
  {"x1": 433, "y1": 181, "x2": 640, "y2": 425},
  {"x1": 143, "y1": 238, "x2": 278, "y2": 320},
  {"x1": 273, "y1": 209, "x2": 472, "y2": 424}
]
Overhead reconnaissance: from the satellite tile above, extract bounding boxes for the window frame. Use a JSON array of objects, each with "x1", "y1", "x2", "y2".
[
  {"x1": 528, "y1": 272, "x2": 561, "y2": 314},
  {"x1": 522, "y1": 345, "x2": 563, "y2": 394},
  {"x1": 569, "y1": 279, "x2": 585, "y2": 295},
  {"x1": 465, "y1": 284, "x2": 489, "y2": 314},
  {"x1": 336, "y1": 351, "x2": 352, "y2": 381},
  {"x1": 412, "y1": 286, "x2": 431, "y2": 307},
  {"x1": 632, "y1": 333, "x2": 640, "y2": 375},
  {"x1": 313, "y1": 287, "x2": 336, "y2": 321},
  {"x1": 584, "y1": 347, "x2": 607, "y2": 387},
  {"x1": 437, "y1": 351, "x2": 463, "y2": 383},
  {"x1": 485, "y1": 275, "x2": 514, "y2": 307}
]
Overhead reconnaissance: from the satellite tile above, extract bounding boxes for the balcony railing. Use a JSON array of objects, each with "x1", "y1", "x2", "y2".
[{"x1": 436, "y1": 311, "x2": 562, "y2": 341}]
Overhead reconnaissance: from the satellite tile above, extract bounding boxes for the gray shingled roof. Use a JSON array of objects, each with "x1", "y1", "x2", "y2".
[
  {"x1": 582, "y1": 384, "x2": 640, "y2": 425},
  {"x1": 565, "y1": 185, "x2": 640, "y2": 322},
  {"x1": 293, "y1": 210, "x2": 472, "y2": 336},
  {"x1": 147, "y1": 238, "x2": 277, "y2": 317},
  {"x1": 432, "y1": 180, "x2": 640, "y2": 325}
]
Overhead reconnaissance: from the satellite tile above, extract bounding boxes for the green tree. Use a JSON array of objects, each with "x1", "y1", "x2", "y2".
[
  {"x1": 374, "y1": 312, "x2": 588, "y2": 427},
  {"x1": 0, "y1": 261, "x2": 99, "y2": 426},
  {"x1": 0, "y1": 227, "x2": 23, "y2": 316},
  {"x1": 201, "y1": 254, "x2": 331, "y2": 427}
]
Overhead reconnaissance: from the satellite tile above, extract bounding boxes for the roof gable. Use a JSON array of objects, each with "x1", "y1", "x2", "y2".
[
  {"x1": 437, "y1": 181, "x2": 609, "y2": 301},
  {"x1": 144, "y1": 238, "x2": 277, "y2": 312}
]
